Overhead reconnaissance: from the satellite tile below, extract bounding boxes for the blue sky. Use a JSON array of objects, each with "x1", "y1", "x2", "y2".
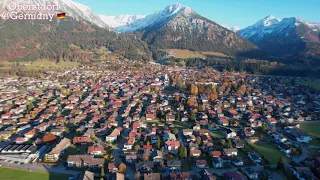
[{"x1": 75, "y1": 0, "x2": 320, "y2": 28}]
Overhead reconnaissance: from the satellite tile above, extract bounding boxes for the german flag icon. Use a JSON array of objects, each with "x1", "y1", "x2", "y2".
[{"x1": 57, "y1": 13, "x2": 66, "y2": 19}]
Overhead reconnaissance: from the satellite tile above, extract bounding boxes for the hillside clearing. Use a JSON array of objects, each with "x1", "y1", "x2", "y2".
[{"x1": 166, "y1": 49, "x2": 229, "y2": 59}]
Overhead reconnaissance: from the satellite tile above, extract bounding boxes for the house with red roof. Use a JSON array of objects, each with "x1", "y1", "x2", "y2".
[
  {"x1": 1, "y1": 113, "x2": 11, "y2": 119},
  {"x1": 211, "y1": 151, "x2": 222, "y2": 158},
  {"x1": 124, "y1": 137, "x2": 135, "y2": 151},
  {"x1": 267, "y1": 118, "x2": 277, "y2": 126},
  {"x1": 196, "y1": 159, "x2": 208, "y2": 168},
  {"x1": 25, "y1": 129, "x2": 37, "y2": 138},
  {"x1": 146, "y1": 113, "x2": 155, "y2": 121},
  {"x1": 190, "y1": 150, "x2": 201, "y2": 157},
  {"x1": 15, "y1": 137, "x2": 28, "y2": 144},
  {"x1": 73, "y1": 136, "x2": 91, "y2": 144},
  {"x1": 165, "y1": 141, "x2": 180, "y2": 151},
  {"x1": 218, "y1": 117, "x2": 229, "y2": 126},
  {"x1": 88, "y1": 145, "x2": 106, "y2": 155},
  {"x1": 143, "y1": 145, "x2": 154, "y2": 152},
  {"x1": 132, "y1": 122, "x2": 140, "y2": 130},
  {"x1": 129, "y1": 131, "x2": 142, "y2": 140}
]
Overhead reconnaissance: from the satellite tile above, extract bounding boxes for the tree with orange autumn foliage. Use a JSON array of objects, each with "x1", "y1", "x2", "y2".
[
  {"x1": 239, "y1": 84, "x2": 246, "y2": 92},
  {"x1": 209, "y1": 91, "x2": 218, "y2": 101},
  {"x1": 237, "y1": 84, "x2": 246, "y2": 96},
  {"x1": 187, "y1": 97, "x2": 195, "y2": 107},
  {"x1": 175, "y1": 94, "x2": 180, "y2": 102},
  {"x1": 198, "y1": 104, "x2": 205, "y2": 112},
  {"x1": 42, "y1": 133, "x2": 56, "y2": 143},
  {"x1": 190, "y1": 84, "x2": 199, "y2": 95}
]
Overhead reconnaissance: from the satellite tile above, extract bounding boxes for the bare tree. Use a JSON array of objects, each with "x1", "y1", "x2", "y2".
[
  {"x1": 142, "y1": 151, "x2": 150, "y2": 162},
  {"x1": 135, "y1": 171, "x2": 141, "y2": 180}
]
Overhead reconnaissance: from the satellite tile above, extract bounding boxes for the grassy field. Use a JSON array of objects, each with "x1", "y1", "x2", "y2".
[
  {"x1": 253, "y1": 142, "x2": 290, "y2": 164},
  {"x1": 143, "y1": 119, "x2": 160, "y2": 123},
  {"x1": 173, "y1": 121, "x2": 194, "y2": 129},
  {"x1": 307, "y1": 148, "x2": 320, "y2": 154},
  {"x1": 0, "y1": 167, "x2": 69, "y2": 180},
  {"x1": 0, "y1": 59, "x2": 81, "y2": 71},
  {"x1": 210, "y1": 132, "x2": 224, "y2": 138},
  {"x1": 181, "y1": 160, "x2": 191, "y2": 171},
  {"x1": 300, "y1": 122, "x2": 320, "y2": 137},
  {"x1": 23, "y1": 60, "x2": 80, "y2": 70},
  {"x1": 166, "y1": 49, "x2": 228, "y2": 59},
  {"x1": 296, "y1": 79, "x2": 320, "y2": 91}
]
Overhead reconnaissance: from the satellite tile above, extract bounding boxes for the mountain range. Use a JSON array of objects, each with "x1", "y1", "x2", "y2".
[
  {"x1": 105, "y1": 4, "x2": 257, "y2": 56},
  {"x1": 98, "y1": 14, "x2": 146, "y2": 29},
  {"x1": 0, "y1": 0, "x2": 319, "y2": 62},
  {"x1": 238, "y1": 15, "x2": 320, "y2": 58}
]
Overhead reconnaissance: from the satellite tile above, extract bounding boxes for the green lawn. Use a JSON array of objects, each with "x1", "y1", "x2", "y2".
[
  {"x1": 307, "y1": 148, "x2": 320, "y2": 154},
  {"x1": 181, "y1": 160, "x2": 191, "y2": 171},
  {"x1": 300, "y1": 122, "x2": 320, "y2": 137},
  {"x1": 0, "y1": 60, "x2": 81, "y2": 71},
  {"x1": 310, "y1": 139, "x2": 320, "y2": 147},
  {"x1": 0, "y1": 167, "x2": 69, "y2": 180},
  {"x1": 296, "y1": 80, "x2": 320, "y2": 91},
  {"x1": 253, "y1": 142, "x2": 290, "y2": 164},
  {"x1": 143, "y1": 119, "x2": 160, "y2": 124},
  {"x1": 210, "y1": 132, "x2": 224, "y2": 138},
  {"x1": 238, "y1": 146, "x2": 255, "y2": 166},
  {"x1": 279, "y1": 172, "x2": 288, "y2": 180},
  {"x1": 173, "y1": 121, "x2": 194, "y2": 129}
]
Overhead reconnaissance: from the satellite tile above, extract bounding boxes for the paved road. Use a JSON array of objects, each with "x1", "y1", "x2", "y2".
[
  {"x1": 293, "y1": 147, "x2": 309, "y2": 163},
  {"x1": 293, "y1": 146, "x2": 320, "y2": 163},
  {"x1": 95, "y1": 134, "x2": 136, "y2": 179},
  {"x1": 160, "y1": 164, "x2": 264, "y2": 178},
  {"x1": 112, "y1": 137, "x2": 136, "y2": 180}
]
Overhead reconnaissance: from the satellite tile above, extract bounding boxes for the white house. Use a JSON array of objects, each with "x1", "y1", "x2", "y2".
[
  {"x1": 106, "y1": 128, "x2": 120, "y2": 143},
  {"x1": 123, "y1": 137, "x2": 135, "y2": 151},
  {"x1": 223, "y1": 148, "x2": 238, "y2": 156},
  {"x1": 225, "y1": 129, "x2": 237, "y2": 139}
]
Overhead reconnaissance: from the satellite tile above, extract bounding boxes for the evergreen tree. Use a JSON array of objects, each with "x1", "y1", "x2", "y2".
[
  {"x1": 190, "y1": 111, "x2": 196, "y2": 121},
  {"x1": 178, "y1": 145, "x2": 187, "y2": 158},
  {"x1": 101, "y1": 165, "x2": 105, "y2": 178},
  {"x1": 175, "y1": 113, "x2": 181, "y2": 121},
  {"x1": 277, "y1": 157, "x2": 285, "y2": 170},
  {"x1": 226, "y1": 139, "x2": 232, "y2": 148},
  {"x1": 156, "y1": 136, "x2": 161, "y2": 150}
]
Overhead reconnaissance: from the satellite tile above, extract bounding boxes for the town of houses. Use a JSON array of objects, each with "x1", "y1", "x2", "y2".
[{"x1": 0, "y1": 63, "x2": 320, "y2": 180}]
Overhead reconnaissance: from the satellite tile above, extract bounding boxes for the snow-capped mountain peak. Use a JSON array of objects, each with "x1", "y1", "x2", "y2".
[
  {"x1": 238, "y1": 15, "x2": 320, "y2": 57},
  {"x1": 237, "y1": 15, "x2": 282, "y2": 40},
  {"x1": 221, "y1": 25, "x2": 241, "y2": 32},
  {"x1": 99, "y1": 14, "x2": 146, "y2": 28},
  {"x1": 256, "y1": 15, "x2": 280, "y2": 27},
  {"x1": 305, "y1": 22, "x2": 320, "y2": 31},
  {"x1": 164, "y1": 3, "x2": 191, "y2": 15},
  {"x1": 231, "y1": 26, "x2": 241, "y2": 32},
  {"x1": 106, "y1": 4, "x2": 194, "y2": 32}
]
